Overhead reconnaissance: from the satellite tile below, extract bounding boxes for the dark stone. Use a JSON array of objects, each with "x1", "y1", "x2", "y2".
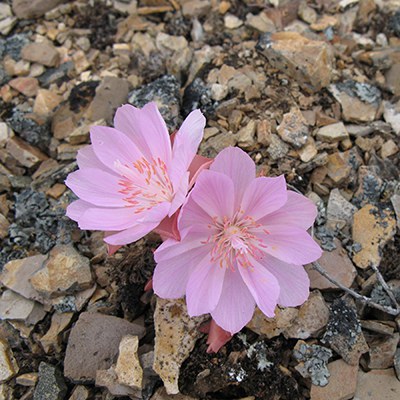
[
  {"x1": 38, "y1": 61, "x2": 74, "y2": 87},
  {"x1": 182, "y1": 77, "x2": 214, "y2": 119},
  {"x1": 0, "y1": 66, "x2": 9, "y2": 86},
  {"x1": 335, "y1": 80, "x2": 381, "y2": 105},
  {"x1": 0, "y1": 33, "x2": 30, "y2": 61},
  {"x1": 34, "y1": 362, "x2": 67, "y2": 400},
  {"x1": 68, "y1": 81, "x2": 99, "y2": 113},
  {"x1": 389, "y1": 10, "x2": 400, "y2": 37}
]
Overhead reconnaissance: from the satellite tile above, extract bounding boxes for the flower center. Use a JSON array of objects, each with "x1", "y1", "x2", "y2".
[
  {"x1": 115, "y1": 156, "x2": 174, "y2": 213},
  {"x1": 205, "y1": 212, "x2": 267, "y2": 270}
]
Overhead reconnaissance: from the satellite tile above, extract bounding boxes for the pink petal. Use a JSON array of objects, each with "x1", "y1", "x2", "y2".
[
  {"x1": 104, "y1": 220, "x2": 160, "y2": 245},
  {"x1": 210, "y1": 147, "x2": 255, "y2": 208},
  {"x1": 188, "y1": 155, "x2": 213, "y2": 188},
  {"x1": 113, "y1": 103, "x2": 172, "y2": 164},
  {"x1": 90, "y1": 126, "x2": 142, "y2": 173},
  {"x1": 206, "y1": 319, "x2": 232, "y2": 353},
  {"x1": 168, "y1": 171, "x2": 189, "y2": 217},
  {"x1": 153, "y1": 235, "x2": 213, "y2": 298},
  {"x1": 65, "y1": 168, "x2": 125, "y2": 207},
  {"x1": 241, "y1": 176, "x2": 287, "y2": 221},
  {"x1": 259, "y1": 225, "x2": 322, "y2": 265},
  {"x1": 260, "y1": 254, "x2": 310, "y2": 307},
  {"x1": 186, "y1": 257, "x2": 225, "y2": 317},
  {"x1": 76, "y1": 145, "x2": 114, "y2": 173},
  {"x1": 190, "y1": 170, "x2": 235, "y2": 219},
  {"x1": 211, "y1": 268, "x2": 256, "y2": 334},
  {"x1": 239, "y1": 260, "x2": 280, "y2": 318},
  {"x1": 154, "y1": 212, "x2": 180, "y2": 241},
  {"x1": 66, "y1": 199, "x2": 91, "y2": 221},
  {"x1": 261, "y1": 191, "x2": 317, "y2": 230}
]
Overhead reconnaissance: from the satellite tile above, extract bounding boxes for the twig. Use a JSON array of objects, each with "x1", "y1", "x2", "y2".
[{"x1": 370, "y1": 264, "x2": 400, "y2": 310}]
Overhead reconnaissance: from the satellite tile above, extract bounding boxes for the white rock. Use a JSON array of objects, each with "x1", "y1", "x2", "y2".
[
  {"x1": 0, "y1": 339, "x2": 19, "y2": 383},
  {"x1": 224, "y1": 14, "x2": 243, "y2": 29},
  {"x1": 210, "y1": 83, "x2": 228, "y2": 101}
]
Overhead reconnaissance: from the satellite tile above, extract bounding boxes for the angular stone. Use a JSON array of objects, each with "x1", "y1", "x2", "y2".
[
  {"x1": 354, "y1": 369, "x2": 400, "y2": 400},
  {"x1": 298, "y1": 137, "x2": 318, "y2": 163},
  {"x1": 95, "y1": 368, "x2": 136, "y2": 396},
  {"x1": 64, "y1": 312, "x2": 145, "y2": 382},
  {"x1": 9, "y1": 77, "x2": 39, "y2": 97},
  {"x1": 68, "y1": 385, "x2": 90, "y2": 400},
  {"x1": 12, "y1": 0, "x2": 64, "y2": 19},
  {"x1": 21, "y1": 42, "x2": 59, "y2": 67},
  {"x1": 40, "y1": 312, "x2": 74, "y2": 353},
  {"x1": 115, "y1": 335, "x2": 142, "y2": 389},
  {"x1": 0, "y1": 214, "x2": 9, "y2": 240},
  {"x1": 316, "y1": 122, "x2": 349, "y2": 143},
  {"x1": 284, "y1": 291, "x2": 330, "y2": 339},
  {"x1": 326, "y1": 152, "x2": 351, "y2": 185},
  {"x1": 33, "y1": 89, "x2": 62, "y2": 117},
  {"x1": 151, "y1": 387, "x2": 197, "y2": 400},
  {"x1": 391, "y1": 194, "x2": 400, "y2": 229},
  {"x1": 30, "y1": 245, "x2": 93, "y2": 298},
  {"x1": 0, "y1": 123, "x2": 14, "y2": 148},
  {"x1": 277, "y1": 107, "x2": 309, "y2": 149},
  {"x1": 224, "y1": 14, "x2": 243, "y2": 29},
  {"x1": 266, "y1": 134, "x2": 289, "y2": 160},
  {"x1": 383, "y1": 101, "x2": 400, "y2": 135},
  {"x1": 386, "y1": 63, "x2": 400, "y2": 96},
  {"x1": 0, "y1": 338, "x2": 19, "y2": 383},
  {"x1": 352, "y1": 204, "x2": 397, "y2": 269},
  {"x1": 380, "y1": 139, "x2": 399, "y2": 158},
  {"x1": 326, "y1": 189, "x2": 357, "y2": 229},
  {"x1": 6, "y1": 136, "x2": 47, "y2": 168},
  {"x1": 237, "y1": 120, "x2": 257, "y2": 149},
  {"x1": 368, "y1": 333, "x2": 399, "y2": 369},
  {"x1": 257, "y1": 31, "x2": 334, "y2": 93},
  {"x1": 153, "y1": 298, "x2": 207, "y2": 395},
  {"x1": 33, "y1": 362, "x2": 67, "y2": 400},
  {"x1": 245, "y1": 12, "x2": 275, "y2": 32},
  {"x1": 181, "y1": 0, "x2": 211, "y2": 17},
  {"x1": 310, "y1": 359, "x2": 358, "y2": 400},
  {"x1": 16, "y1": 372, "x2": 38, "y2": 386}
]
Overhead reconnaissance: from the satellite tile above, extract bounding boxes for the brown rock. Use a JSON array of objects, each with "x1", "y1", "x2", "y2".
[
  {"x1": 8, "y1": 77, "x2": 39, "y2": 97},
  {"x1": 115, "y1": 335, "x2": 142, "y2": 389},
  {"x1": 12, "y1": 0, "x2": 64, "y2": 19},
  {"x1": 181, "y1": 0, "x2": 211, "y2": 17},
  {"x1": 310, "y1": 359, "x2": 358, "y2": 400},
  {"x1": 326, "y1": 189, "x2": 357, "y2": 230},
  {"x1": 21, "y1": 42, "x2": 59, "y2": 67},
  {"x1": 380, "y1": 139, "x2": 399, "y2": 158},
  {"x1": 257, "y1": 31, "x2": 334, "y2": 93},
  {"x1": 256, "y1": 119, "x2": 272, "y2": 146},
  {"x1": 33, "y1": 89, "x2": 62, "y2": 117},
  {"x1": 68, "y1": 385, "x2": 90, "y2": 400},
  {"x1": 6, "y1": 136, "x2": 48, "y2": 168},
  {"x1": 316, "y1": 122, "x2": 349, "y2": 143},
  {"x1": 64, "y1": 312, "x2": 145, "y2": 382},
  {"x1": 354, "y1": 369, "x2": 400, "y2": 400},
  {"x1": 151, "y1": 387, "x2": 197, "y2": 400},
  {"x1": 237, "y1": 120, "x2": 257, "y2": 149},
  {"x1": 0, "y1": 214, "x2": 9, "y2": 240},
  {"x1": 368, "y1": 333, "x2": 399, "y2": 369},
  {"x1": 30, "y1": 245, "x2": 93, "y2": 298},
  {"x1": 40, "y1": 312, "x2": 74, "y2": 353},
  {"x1": 326, "y1": 152, "x2": 351, "y2": 185},
  {"x1": 352, "y1": 204, "x2": 397, "y2": 269},
  {"x1": 277, "y1": 107, "x2": 309, "y2": 149},
  {"x1": 0, "y1": 338, "x2": 19, "y2": 383},
  {"x1": 298, "y1": 137, "x2": 318, "y2": 163},
  {"x1": 385, "y1": 63, "x2": 400, "y2": 96},
  {"x1": 96, "y1": 368, "x2": 136, "y2": 396},
  {"x1": 16, "y1": 372, "x2": 38, "y2": 386},
  {"x1": 306, "y1": 240, "x2": 357, "y2": 290}
]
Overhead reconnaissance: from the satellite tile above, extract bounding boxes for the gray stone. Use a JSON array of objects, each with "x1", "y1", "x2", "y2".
[
  {"x1": 33, "y1": 362, "x2": 67, "y2": 400},
  {"x1": 326, "y1": 188, "x2": 357, "y2": 229},
  {"x1": 12, "y1": 0, "x2": 64, "y2": 19},
  {"x1": 266, "y1": 134, "x2": 289, "y2": 160},
  {"x1": 316, "y1": 122, "x2": 349, "y2": 143},
  {"x1": 21, "y1": 42, "x2": 60, "y2": 67},
  {"x1": 277, "y1": 107, "x2": 309, "y2": 149}
]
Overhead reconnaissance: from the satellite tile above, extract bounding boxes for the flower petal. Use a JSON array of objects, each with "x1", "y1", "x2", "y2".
[
  {"x1": 66, "y1": 199, "x2": 91, "y2": 221},
  {"x1": 211, "y1": 268, "x2": 256, "y2": 334},
  {"x1": 168, "y1": 171, "x2": 189, "y2": 217},
  {"x1": 154, "y1": 212, "x2": 180, "y2": 241},
  {"x1": 239, "y1": 260, "x2": 280, "y2": 318},
  {"x1": 65, "y1": 168, "x2": 125, "y2": 207},
  {"x1": 186, "y1": 257, "x2": 225, "y2": 317},
  {"x1": 241, "y1": 176, "x2": 287, "y2": 221},
  {"x1": 76, "y1": 145, "x2": 115, "y2": 173},
  {"x1": 260, "y1": 254, "x2": 310, "y2": 307},
  {"x1": 210, "y1": 147, "x2": 255, "y2": 209},
  {"x1": 190, "y1": 170, "x2": 235, "y2": 219},
  {"x1": 261, "y1": 191, "x2": 317, "y2": 230},
  {"x1": 113, "y1": 103, "x2": 171, "y2": 164},
  {"x1": 259, "y1": 225, "x2": 322, "y2": 265},
  {"x1": 104, "y1": 220, "x2": 160, "y2": 245},
  {"x1": 188, "y1": 155, "x2": 213, "y2": 188}
]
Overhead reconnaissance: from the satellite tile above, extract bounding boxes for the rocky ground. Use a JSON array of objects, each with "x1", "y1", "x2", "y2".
[{"x1": 0, "y1": 0, "x2": 400, "y2": 399}]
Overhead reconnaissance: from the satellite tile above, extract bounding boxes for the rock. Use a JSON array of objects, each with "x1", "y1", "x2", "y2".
[
  {"x1": 395, "y1": 349, "x2": 400, "y2": 381},
  {"x1": 0, "y1": 255, "x2": 47, "y2": 302},
  {"x1": 385, "y1": 64, "x2": 400, "y2": 96},
  {"x1": 391, "y1": 194, "x2": 400, "y2": 229},
  {"x1": 8, "y1": 77, "x2": 39, "y2": 97},
  {"x1": 266, "y1": 134, "x2": 289, "y2": 160},
  {"x1": 316, "y1": 122, "x2": 349, "y2": 143},
  {"x1": 310, "y1": 359, "x2": 358, "y2": 400},
  {"x1": 33, "y1": 362, "x2": 67, "y2": 400},
  {"x1": 245, "y1": 12, "x2": 275, "y2": 32},
  {"x1": 0, "y1": 338, "x2": 19, "y2": 383},
  {"x1": 329, "y1": 81, "x2": 381, "y2": 123},
  {"x1": 224, "y1": 14, "x2": 243, "y2": 29},
  {"x1": 237, "y1": 120, "x2": 257, "y2": 149},
  {"x1": 153, "y1": 298, "x2": 207, "y2": 395},
  {"x1": 353, "y1": 166, "x2": 383, "y2": 208},
  {"x1": 0, "y1": 123, "x2": 13, "y2": 148},
  {"x1": 0, "y1": 16, "x2": 16, "y2": 35},
  {"x1": 6, "y1": 136, "x2": 48, "y2": 168},
  {"x1": 310, "y1": 15, "x2": 338, "y2": 31},
  {"x1": 354, "y1": 369, "x2": 400, "y2": 400},
  {"x1": 21, "y1": 42, "x2": 59, "y2": 67},
  {"x1": 64, "y1": 312, "x2": 145, "y2": 382},
  {"x1": 322, "y1": 298, "x2": 368, "y2": 365},
  {"x1": 298, "y1": 2, "x2": 317, "y2": 24},
  {"x1": 0, "y1": 290, "x2": 46, "y2": 325},
  {"x1": 115, "y1": 335, "x2": 142, "y2": 389},
  {"x1": 361, "y1": 320, "x2": 395, "y2": 336},
  {"x1": 210, "y1": 83, "x2": 228, "y2": 101},
  {"x1": 380, "y1": 140, "x2": 399, "y2": 158},
  {"x1": 293, "y1": 340, "x2": 332, "y2": 386},
  {"x1": 67, "y1": 119, "x2": 105, "y2": 145},
  {"x1": 0, "y1": 214, "x2": 9, "y2": 240},
  {"x1": 326, "y1": 189, "x2": 357, "y2": 229},
  {"x1": 33, "y1": 89, "x2": 62, "y2": 117},
  {"x1": 40, "y1": 312, "x2": 74, "y2": 353},
  {"x1": 203, "y1": 131, "x2": 237, "y2": 157},
  {"x1": 352, "y1": 204, "x2": 397, "y2": 269},
  {"x1": 87, "y1": 76, "x2": 130, "y2": 123},
  {"x1": 181, "y1": 0, "x2": 211, "y2": 18},
  {"x1": 30, "y1": 244, "x2": 93, "y2": 298},
  {"x1": 68, "y1": 385, "x2": 90, "y2": 400},
  {"x1": 306, "y1": 240, "x2": 356, "y2": 290},
  {"x1": 151, "y1": 387, "x2": 197, "y2": 399},
  {"x1": 257, "y1": 119, "x2": 272, "y2": 146},
  {"x1": 95, "y1": 368, "x2": 137, "y2": 397},
  {"x1": 383, "y1": 101, "x2": 400, "y2": 135},
  {"x1": 247, "y1": 307, "x2": 298, "y2": 338},
  {"x1": 12, "y1": 0, "x2": 64, "y2": 19},
  {"x1": 257, "y1": 31, "x2": 334, "y2": 93},
  {"x1": 16, "y1": 372, "x2": 38, "y2": 386},
  {"x1": 277, "y1": 107, "x2": 309, "y2": 149},
  {"x1": 57, "y1": 143, "x2": 86, "y2": 161},
  {"x1": 368, "y1": 333, "x2": 399, "y2": 369}
]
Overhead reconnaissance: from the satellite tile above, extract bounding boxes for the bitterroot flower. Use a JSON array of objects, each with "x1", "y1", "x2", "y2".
[
  {"x1": 65, "y1": 102, "x2": 207, "y2": 245},
  {"x1": 153, "y1": 147, "x2": 322, "y2": 334}
]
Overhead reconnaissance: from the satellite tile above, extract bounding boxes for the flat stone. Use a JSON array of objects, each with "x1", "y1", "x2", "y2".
[
  {"x1": 21, "y1": 42, "x2": 59, "y2": 67},
  {"x1": 298, "y1": 137, "x2": 318, "y2": 163},
  {"x1": 306, "y1": 239, "x2": 357, "y2": 290},
  {"x1": 310, "y1": 359, "x2": 358, "y2": 400},
  {"x1": 8, "y1": 77, "x2": 39, "y2": 97},
  {"x1": 224, "y1": 14, "x2": 243, "y2": 29},
  {"x1": 326, "y1": 189, "x2": 357, "y2": 229},
  {"x1": 383, "y1": 101, "x2": 400, "y2": 135},
  {"x1": 277, "y1": 107, "x2": 309, "y2": 149},
  {"x1": 298, "y1": 2, "x2": 317, "y2": 24},
  {"x1": 284, "y1": 291, "x2": 330, "y2": 339},
  {"x1": 30, "y1": 244, "x2": 93, "y2": 298},
  {"x1": 380, "y1": 139, "x2": 399, "y2": 158},
  {"x1": 361, "y1": 320, "x2": 395, "y2": 336},
  {"x1": 210, "y1": 83, "x2": 228, "y2": 101},
  {"x1": 257, "y1": 31, "x2": 334, "y2": 93},
  {"x1": 12, "y1": 0, "x2": 64, "y2": 19},
  {"x1": 353, "y1": 166, "x2": 383, "y2": 208},
  {"x1": 33, "y1": 362, "x2": 67, "y2": 400},
  {"x1": 95, "y1": 368, "x2": 137, "y2": 396},
  {"x1": 385, "y1": 64, "x2": 400, "y2": 96},
  {"x1": 256, "y1": 119, "x2": 272, "y2": 146},
  {"x1": 16, "y1": 372, "x2": 38, "y2": 386},
  {"x1": 33, "y1": 89, "x2": 62, "y2": 117},
  {"x1": 0, "y1": 17, "x2": 17, "y2": 35},
  {"x1": 6, "y1": 136, "x2": 48, "y2": 168},
  {"x1": 0, "y1": 123, "x2": 14, "y2": 148},
  {"x1": 352, "y1": 204, "x2": 397, "y2": 269},
  {"x1": 316, "y1": 122, "x2": 349, "y2": 143},
  {"x1": 0, "y1": 214, "x2": 9, "y2": 239},
  {"x1": 153, "y1": 298, "x2": 207, "y2": 395},
  {"x1": 64, "y1": 312, "x2": 145, "y2": 382},
  {"x1": 368, "y1": 333, "x2": 399, "y2": 369},
  {"x1": 68, "y1": 385, "x2": 90, "y2": 400},
  {"x1": 395, "y1": 349, "x2": 400, "y2": 381},
  {"x1": 67, "y1": 119, "x2": 105, "y2": 145},
  {"x1": 391, "y1": 194, "x2": 400, "y2": 229},
  {"x1": 181, "y1": 0, "x2": 211, "y2": 17},
  {"x1": 237, "y1": 120, "x2": 257, "y2": 149},
  {"x1": 326, "y1": 152, "x2": 351, "y2": 185},
  {"x1": 266, "y1": 134, "x2": 289, "y2": 160},
  {"x1": 0, "y1": 338, "x2": 19, "y2": 383},
  {"x1": 115, "y1": 335, "x2": 142, "y2": 389},
  {"x1": 354, "y1": 369, "x2": 400, "y2": 400},
  {"x1": 40, "y1": 312, "x2": 74, "y2": 353},
  {"x1": 245, "y1": 12, "x2": 275, "y2": 32},
  {"x1": 151, "y1": 387, "x2": 197, "y2": 400}
]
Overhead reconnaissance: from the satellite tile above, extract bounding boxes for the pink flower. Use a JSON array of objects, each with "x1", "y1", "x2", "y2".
[
  {"x1": 153, "y1": 147, "x2": 322, "y2": 334},
  {"x1": 65, "y1": 102, "x2": 208, "y2": 246}
]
